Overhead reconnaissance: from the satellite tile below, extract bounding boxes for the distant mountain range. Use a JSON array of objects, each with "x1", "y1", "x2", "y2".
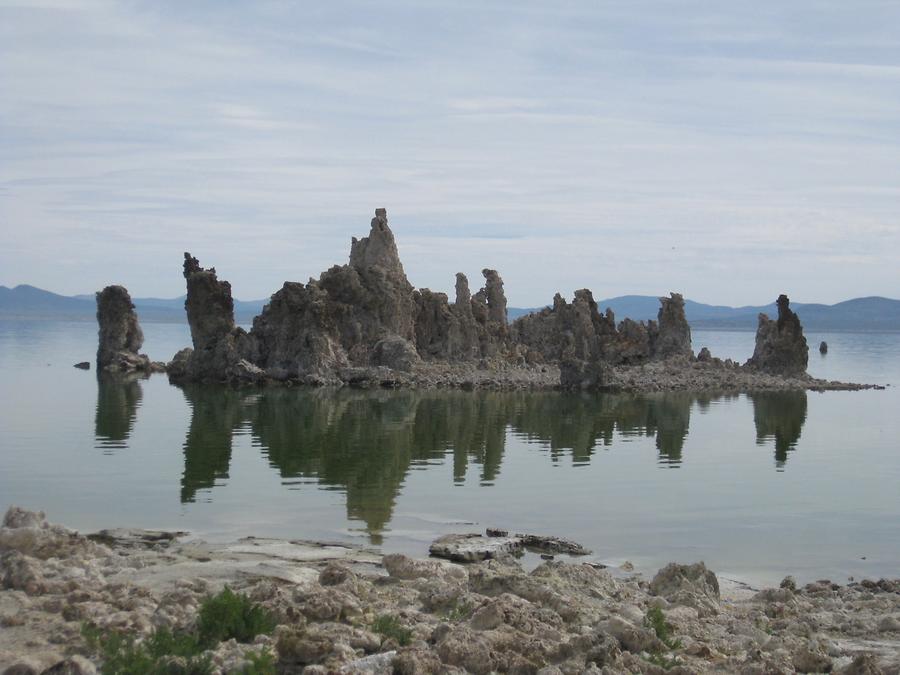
[
  {"x1": 0, "y1": 285, "x2": 268, "y2": 323},
  {"x1": 508, "y1": 295, "x2": 900, "y2": 331},
  {"x1": 2, "y1": 284, "x2": 899, "y2": 331}
]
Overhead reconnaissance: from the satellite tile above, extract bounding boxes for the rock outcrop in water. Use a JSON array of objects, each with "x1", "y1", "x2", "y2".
[
  {"x1": 511, "y1": 290, "x2": 654, "y2": 368},
  {"x1": 746, "y1": 294, "x2": 809, "y2": 376},
  {"x1": 177, "y1": 209, "x2": 518, "y2": 385},
  {"x1": 173, "y1": 254, "x2": 261, "y2": 383},
  {"x1": 248, "y1": 209, "x2": 420, "y2": 383},
  {"x1": 135, "y1": 208, "x2": 862, "y2": 391},
  {"x1": 511, "y1": 289, "x2": 695, "y2": 388},
  {"x1": 654, "y1": 292, "x2": 692, "y2": 359},
  {"x1": 95, "y1": 285, "x2": 151, "y2": 372}
]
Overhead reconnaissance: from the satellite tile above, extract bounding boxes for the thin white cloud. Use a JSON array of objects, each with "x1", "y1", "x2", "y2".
[{"x1": 0, "y1": 0, "x2": 898, "y2": 305}]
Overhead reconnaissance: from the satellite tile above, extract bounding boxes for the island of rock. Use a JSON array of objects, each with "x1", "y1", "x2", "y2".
[
  {"x1": 95, "y1": 285, "x2": 154, "y2": 373},
  {"x1": 744, "y1": 294, "x2": 809, "y2": 376},
  {"x1": 94, "y1": 208, "x2": 873, "y2": 392}
]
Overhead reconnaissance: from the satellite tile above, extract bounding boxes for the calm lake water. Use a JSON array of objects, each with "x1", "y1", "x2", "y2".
[{"x1": 1, "y1": 320, "x2": 898, "y2": 586}]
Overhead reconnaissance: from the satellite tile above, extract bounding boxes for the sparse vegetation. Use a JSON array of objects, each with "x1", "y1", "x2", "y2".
[
  {"x1": 239, "y1": 648, "x2": 276, "y2": 675},
  {"x1": 82, "y1": 588, "x2": 277, "y2": 675},
  {"x1": 442, "y1": 599, "x2": 474, "y2": 622},
  {"x1": 645, "y1": 606, "x2": 683, "y2": 650},
  {"x1": 196, "y1": 586, "x2": 277, "y2": 647},
  {"x1": 81, "y1": 624, "x2": 211, "y2": 675},
  {"x1": 372, "y1": 614, "x2": 413, "y2": 645}
]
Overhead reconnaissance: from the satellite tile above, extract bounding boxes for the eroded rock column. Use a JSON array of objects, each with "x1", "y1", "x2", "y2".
[
  {"x1": 653, "y1": 292, "x2": 692, "y2": 360},
  {"x1": 95, "y1": 285, "x2": 151, "y2": 372},
  {"x1": 745, "y1": 294, "x2": 809, "y2": 376},
  {"x1": 176, "y1": 253, "x2": 260, "y2": 382}
]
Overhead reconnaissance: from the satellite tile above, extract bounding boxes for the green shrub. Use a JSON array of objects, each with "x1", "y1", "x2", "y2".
[
  {"x1": 197, "y1": 587, "x2": 277, "y2": 647},
  {"x1": 81, "y1": 624, "x2": 211, "y2": 675},
  {"x1": 644, "y1": 606, "x2": 683, "y2": 650},
  {"x1": 372, "y1": 614, "x2": 412, "y2": 646},
  {"x1": 240, "y1": 648, "x2": 276, "y2": 675},
  {"x1": 81, "y1": 588, "x2": 276, "y2": 675}
]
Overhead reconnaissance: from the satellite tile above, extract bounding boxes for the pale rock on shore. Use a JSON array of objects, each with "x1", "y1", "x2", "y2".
[{"x1": 2, "y1": 508, "x2": 898, "y2": 674}]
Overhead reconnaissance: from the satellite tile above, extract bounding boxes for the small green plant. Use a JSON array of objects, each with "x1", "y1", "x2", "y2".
[
  {"x1": 372, "y1": 614, "x2": 413, "y2": 646},
  {"x1": 239, "y1": 648, "x2": 276, "y2": 675},
  {"x1": 81, "y1": 624, "x2": 211, "y2": 675},
  {"x1": 755, "y1": 617, "x2": 774, "y2": 635},
  {"x1": 81, "y1": 588, "x2": 276, "y2": 675},
  {"x1": 197, "y1": 587, "x2": 277, "y2": 647},
  {"x1": 442, "y1": 599, "x2": 474, "y2": 622},
  {"x1": 644, "y1": 606, "x2": 683, "y2": 650}
]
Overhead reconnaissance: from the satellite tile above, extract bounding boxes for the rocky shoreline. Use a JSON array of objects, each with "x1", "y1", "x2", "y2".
[
  {"x1": 299, "y1": 356, "x2": 880, "y2": 393},
  {"x1": 89, "y1": 208, "x2": 880, "y2": 394},
  {"x1": 2, "y1": 508, "x2": 898, "y2": 674}
]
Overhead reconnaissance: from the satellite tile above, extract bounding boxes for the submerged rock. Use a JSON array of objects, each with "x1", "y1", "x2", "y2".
[
  {"x1": 515, "y1": 533, "x2": 592, "y2": 555},
  {"x1": 95, "y1": 286, "x2": 152, "y2": 373},
  {"x1": 746, "y1": 295, "x2": 809, "y2": 376},
  {"x1": 820, "y1": 340, "x2": 828, "y2": 354}
]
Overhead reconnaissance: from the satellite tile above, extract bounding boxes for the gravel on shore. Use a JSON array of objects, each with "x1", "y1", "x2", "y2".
[{"x1": 341, "y1": 356, "x2": 880, "y2": 393}]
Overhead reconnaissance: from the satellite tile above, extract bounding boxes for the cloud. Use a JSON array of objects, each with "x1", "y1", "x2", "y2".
[{"x1": 0, "y1": 0, "x2": 898, "y2": 305}]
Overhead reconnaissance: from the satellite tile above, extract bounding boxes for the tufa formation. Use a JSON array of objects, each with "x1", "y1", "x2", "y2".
[
  {"x1": 172, "y1": 209, "x2": 514, "y2": 385},
  {"x1": 745, "y1": 294, "x2": 809, "y2": 376},
  {"x1": 127, "y1": 208, "x2": 811, "y2": 389},
  {"x1": 95, "y1": 285, "x2": 152, "y2": 373},
  {"x1": 172, "y1": 253, "x2": 261, "y2": 382}
]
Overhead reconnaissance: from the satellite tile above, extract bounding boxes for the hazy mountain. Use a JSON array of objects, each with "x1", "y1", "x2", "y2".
[
  {"x1": 511, "y1": 295, "x2": 900, "y2": 331},
  {"x1": 0, "y1": 285, "x2": 266, "y2": 323},
  {"x1": 2, "y1": 285, "x2": 899, "y2": 331}
]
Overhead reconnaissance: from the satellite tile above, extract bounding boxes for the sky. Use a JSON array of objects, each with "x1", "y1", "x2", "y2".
[{"x1": 1, "y1": 0, "x2": 899, "y2": 307}]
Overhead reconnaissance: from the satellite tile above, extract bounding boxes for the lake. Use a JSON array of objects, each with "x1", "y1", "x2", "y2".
[{"x1": 1, "y1": 320, "x2": 897, "y2": 587}]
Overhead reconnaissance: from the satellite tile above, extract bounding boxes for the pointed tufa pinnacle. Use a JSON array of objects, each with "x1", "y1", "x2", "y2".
[
  {"x1": 455, "y1": 273, "x2": 471, "y2": 306},
  {"x1": 184, "y1": 251, "x2": 203, "y2": 279},
  {"x1": 481, "y1": 268, "x2": 508, "y2": 328},
  {"x1": 349, "y1": 208, "x2": 408, "y2": 278},
  {"x1": 746, "y1": 293, "x2": 808, "y2": 375}
]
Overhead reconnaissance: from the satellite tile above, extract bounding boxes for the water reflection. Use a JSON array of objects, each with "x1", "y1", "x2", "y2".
[
  {"x1": 180, "y1": 384, "x2": 252, "y2": 502},
  {"x1": 94, "y1": 373, "x2": 145, "y2": 451},
  {"x1": 92, "y1": 383, "x2": 809, "y2": 541},
  {"x1": 749, "y1": 391, "x2": 808, "y2": 469}
]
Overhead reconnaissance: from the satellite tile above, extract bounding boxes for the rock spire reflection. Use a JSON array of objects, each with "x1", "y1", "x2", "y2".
[{"x1": 94, "y1": 383, "x2": 808, "y2": 542}]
